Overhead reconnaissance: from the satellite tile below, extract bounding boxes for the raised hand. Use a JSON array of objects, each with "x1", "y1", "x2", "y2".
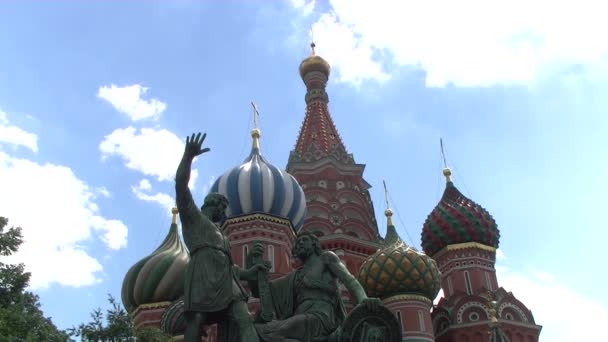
[{"x1": 184, "y1": 132, "x2": 210, "y2": 159}]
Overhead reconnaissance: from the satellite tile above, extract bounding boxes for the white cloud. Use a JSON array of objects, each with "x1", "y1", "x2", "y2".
[
  {"x1": 132, "y1": 178, "x2": 175, "y2": 214},
  {"x1": 496, "y1": 248, "x2": 505, "y2": 261},
  {"x1": 95, "y1": 186, "x2": 111, "y2": 198},
  {"x1": 292, "y1": 0, "x2": 608, "y2": 87},
  {"x1": 0, "y1": 151, "x2": 128, "y2": 289},
  {"x1": 291, "y1": 0, "x2": 315, "y2": 16},
  {"x1": 496, "y1": 265, "x2": 608, "y2": 341},
  {"x1": 201, "y1": 175, "x2": 216, "y2": 196},
  {"x1": 0, "y1": 110, "x2": 38, "y2": 152},
  {"x1": 136, "y1": 179, "x2": 152, "y2": 191},
  {"x1": 97, "y1": 84, "x2": 166, "y2": 121},
  {"x1": 99, "y1": 127, "x2": 198, "y2": 186}
]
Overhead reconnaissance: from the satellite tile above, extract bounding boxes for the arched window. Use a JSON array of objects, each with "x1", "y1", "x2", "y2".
[
  {"x1": 418, "y1": 310, "x2": 426, "y2": 332},
  {"x1": 485, "y1": 272, "x2": 493, "y2": 291},
  {"x1": 447, "y1": 276, "x2": 454, "y2": 296},
  {"x1": 268, "y1": 245, "x2": 275, "y2": 272},
  {"x1": 464, "y1": 271, "x2": 473, "y2": 295},
  {"x1": 396, "y1": 311, "x2": 403, "y2": 331},
  {"x1": 243, "y1": 245, "x2": 249, "y2": 268}
]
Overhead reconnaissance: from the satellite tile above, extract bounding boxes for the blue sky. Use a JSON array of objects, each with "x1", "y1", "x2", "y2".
[{"x1": 0, "y1": 1, "x2": 606, "y2": 340}]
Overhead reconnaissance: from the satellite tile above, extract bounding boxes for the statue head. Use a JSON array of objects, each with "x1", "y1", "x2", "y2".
[
  {"x1": 292, "y1": 231, "x2": 322, "y2": 260},
  {"x1": 201, "y1": 192, "x2": 229, "y2": 223}
]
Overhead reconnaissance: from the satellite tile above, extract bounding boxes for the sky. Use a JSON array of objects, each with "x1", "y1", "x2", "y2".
[{"x1": 0, "y1": 1, "x2": 606, "y2": 340}]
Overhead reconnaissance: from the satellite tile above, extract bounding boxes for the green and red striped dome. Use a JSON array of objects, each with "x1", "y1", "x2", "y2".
[
  {"x1": 121, "y1": 208, "x2": 189, "y2": 313},
  {"x1": 421, "y1": 169, "x2": 500, "y2": 256}
]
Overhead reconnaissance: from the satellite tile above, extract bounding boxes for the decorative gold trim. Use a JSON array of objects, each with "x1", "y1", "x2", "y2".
[
  {"x1": 433, "y1": 242, "x2": 496, "y2": 259},
  {"x1": 131, "y1": 301, "x2": 172, "y2": 317},
  {"x1": 251, "y1": 128, "x2": 261, "y2": 150},
  {"x1": 171, "y1": 207, "x2": 178, "y2": 224},
  {"x1": 223, "y1": 213, "x2": 293, "y2": 228},
  {"x1": 383, "y1": 294, "x2": 432, "y2": 305}
]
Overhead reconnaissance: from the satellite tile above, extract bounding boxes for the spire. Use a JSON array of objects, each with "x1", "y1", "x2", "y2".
[
  {"x1": 382, "y1": 180, "x2": 402, "y2": 246},
  {"x1": 171, "y1": 207, "x2": 178, "y2": 224},
  {"x1": 251, "y1": 101, "x2": 261, "y2": 150},
  {"x1": 310, "y1": 26, "x2": 316, "y2": 56},
  {"x1": 440, "y1": 138, "x2": 452, "y2": 182},
  {"x1": 383, "y1": 180, "x2": 393, "y2": 227},
  {"x1": 293, "y1": 43, "x2": 349, "y2": 162}
]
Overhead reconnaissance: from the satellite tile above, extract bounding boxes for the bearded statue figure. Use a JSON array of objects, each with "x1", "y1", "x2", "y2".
[{"x1": 245, "y1": 232, "x2": 382, "y2": 342}]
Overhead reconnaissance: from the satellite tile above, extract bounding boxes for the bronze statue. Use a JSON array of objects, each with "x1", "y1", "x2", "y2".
[
  {"x1": 247, "y1": 232, "x2": 383, "y2": 342},
  {"x1": 176, "y1": 132, "x2": 265, "y2": 342}
]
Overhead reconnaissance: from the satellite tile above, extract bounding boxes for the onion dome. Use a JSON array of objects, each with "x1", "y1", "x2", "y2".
[
  {"x1": 121, "y1": 208, "x2": 189, "y2": 313},
  {"x1": 209, "y1": 128, "x2": 307, "y2": 231},
  {"x1": 421, "y1": 168, "x2": 500, "y2": 257},
  {"x1": 299, "y1": 42, "x2": 330, "y2": 79},
  {"x1": 357, "y1": 208, "x2": 441, "y2": 300}
]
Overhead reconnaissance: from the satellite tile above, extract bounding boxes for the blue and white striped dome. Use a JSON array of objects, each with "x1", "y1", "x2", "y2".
[{"x1": 209, "y1": 129, "x2": 307, "y2": 231}]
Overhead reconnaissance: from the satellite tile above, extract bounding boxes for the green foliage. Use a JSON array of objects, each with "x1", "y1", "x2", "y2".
[
  {"x1": 0, "y1": 216, "x2": 70, "y2": 342},
  {"x1": 69, "y1": 294, "x2": 171, "y2": 342}
]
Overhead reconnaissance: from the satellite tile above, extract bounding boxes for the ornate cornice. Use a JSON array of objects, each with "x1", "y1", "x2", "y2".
[
  {"x1": 433, "y1": 242, "x2": 496, "y2": 259},
  {"x1": 383, "y1": 294, "x2": 433, "y2": 305},
  {"x1": 131, "y1": 301, "x2": 172, "y2": 317},
  {"x1": 223, "y1": 213, "x2": 294, "y2": 230}
]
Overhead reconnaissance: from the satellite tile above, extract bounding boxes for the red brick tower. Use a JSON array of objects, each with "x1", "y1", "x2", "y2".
[
  {"x1": 422, "y1": 166, "x2": 542, "y2": 341},
  {"x1": 286, "y1": 42, "x2": 381, "y2": 268},
  {"x1": 286, "y1": 43, "x2": 382, "y2": 309}
]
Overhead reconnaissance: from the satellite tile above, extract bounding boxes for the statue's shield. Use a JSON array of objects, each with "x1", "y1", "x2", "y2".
[{"x1": 337, "y1": 304, "x2": 402, "y2": 342}]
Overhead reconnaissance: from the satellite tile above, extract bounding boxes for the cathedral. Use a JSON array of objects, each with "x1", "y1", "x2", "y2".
[{"x1": 121, "y1": 45, "x2": 542, "y2": 342}]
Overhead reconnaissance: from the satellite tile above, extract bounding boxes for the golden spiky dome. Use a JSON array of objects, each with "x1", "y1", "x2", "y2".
[{"x1": 358, "y1": 210, "x2": 441, "y2": 300}]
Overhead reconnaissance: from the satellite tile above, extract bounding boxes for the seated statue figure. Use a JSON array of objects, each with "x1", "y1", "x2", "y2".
[{"x1": 243, "y1": 232, "x2": 383, "y2": 342}]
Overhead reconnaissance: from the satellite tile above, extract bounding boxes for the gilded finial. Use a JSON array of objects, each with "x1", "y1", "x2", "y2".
[
  {"x1": 310, "y1": 26, "x2": 316, "y2": 56},
  {"x1": 383, "y1": 180, "x2": 394, "y2": 226},
  {"x1": 171, "y1": 207, "x2": 178, "y2": 224},
  {"x1": 440, "y1": 138, "x2": 452, "y2": 182},
  {"x1": 251, "y1": 101, "x2": 261, "y2": 150}
]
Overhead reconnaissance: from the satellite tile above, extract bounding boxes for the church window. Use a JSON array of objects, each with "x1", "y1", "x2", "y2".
[
  {"x1": 268, "y1": 245, "x2": 275, "y2": 272},
  {"x1": 464, "y1": 271, "x2": 473, "y2": 295},
  {"x1": 418, "y1": 310, "x2": 426, "y2": 331},
  {"x1": 485, "y1": 272, "x2": 493, "y2": 291},
  {"x1": 469, "y1": 312, "x2": 480, "y2": 322},
  {"x1": 243, "y1": 245, "x2": 249, "y2": 268},
  {"x1": 396, "y1": 311, "x2": 403, "y2": 331},
  {"x1": 447, "y1": 275, "x2": 454, "y2": 295}
]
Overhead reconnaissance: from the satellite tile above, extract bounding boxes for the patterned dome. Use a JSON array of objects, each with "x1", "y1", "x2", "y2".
[
  {"x1": 121, "y1": 208, "x2": 189, "y2": 313},
  {"x1": 358, "y1": 209, "x2": 441, "y2": 300},
  {"x1": 209, "y1": 129, "x2": 307, "y2": 231},
  {"x1": 421, "y1": 168, "x2": 500, "y2": 257}
]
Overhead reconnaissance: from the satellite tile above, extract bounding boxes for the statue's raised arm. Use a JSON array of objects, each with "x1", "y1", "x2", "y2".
[{"x1": 175, "y1": 132, "x2": 210, "y2": 226}]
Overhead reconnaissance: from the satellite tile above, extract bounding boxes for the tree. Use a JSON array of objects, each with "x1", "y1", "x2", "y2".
[
  {"x1": 69, "y1": 294, "x2": 171, "y2": 342},
  {"x1": 0, "y1": 216, "x2": 70, "y2": 342}
]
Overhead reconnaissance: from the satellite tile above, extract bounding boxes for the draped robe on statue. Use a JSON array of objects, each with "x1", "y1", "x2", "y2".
[
  {"x1": 219, "y1": 267, "x2": 347, "y2": 342},
  {"x1": 181, "y1": 197, "x2": 247, "y2": 314}
]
